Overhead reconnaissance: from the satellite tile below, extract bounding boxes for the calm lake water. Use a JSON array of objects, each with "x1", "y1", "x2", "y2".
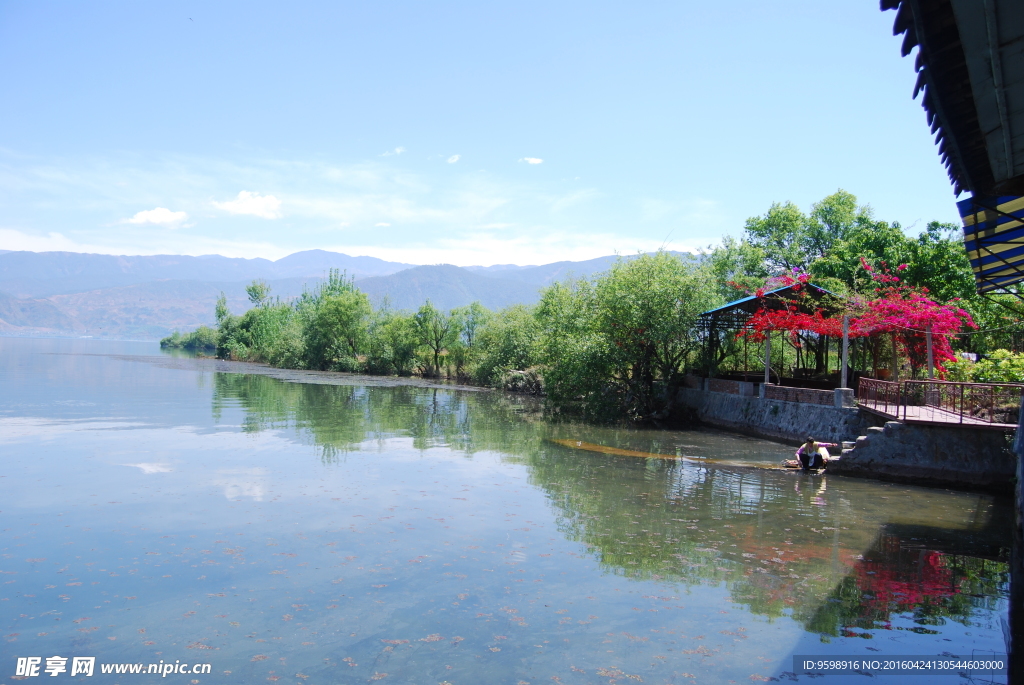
[{"x1": 0, "y1": 338, "x2": 1012, "y2": 684}]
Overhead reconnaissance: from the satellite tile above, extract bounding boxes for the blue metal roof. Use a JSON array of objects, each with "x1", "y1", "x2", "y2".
[{"x1": 700, "y1": 283, "x2": 837, "y2": 317}]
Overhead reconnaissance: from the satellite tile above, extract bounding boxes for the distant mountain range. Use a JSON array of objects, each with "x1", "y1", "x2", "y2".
[
  {"x1": 358, "y1": 265, "x2": 542, "y2": 311},
  {"x1": 0, "y1": 249, "x2": 414, "y2": 298},
  {"x1": 0, "y1": 249, "x2": 693, "y2": 340}
]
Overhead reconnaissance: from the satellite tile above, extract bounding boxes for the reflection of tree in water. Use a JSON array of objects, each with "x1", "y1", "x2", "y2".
[
  {"x1": 517, "y1": 443, "x2": 1009, "y2": 635},
  {"x1": 211, "y1": 373, "x2": 1009, "y2": 636},
  {"x1": 211, "y1": 372, "x2": 545, "y2": 463},
  {"x1": 805, "y1": 537, "x2": 1006, "y2": 638}
]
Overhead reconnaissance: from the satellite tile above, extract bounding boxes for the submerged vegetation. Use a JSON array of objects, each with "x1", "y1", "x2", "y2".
[{"x1": 163, "y1": 190, "x2": 1024, "y2": 422}]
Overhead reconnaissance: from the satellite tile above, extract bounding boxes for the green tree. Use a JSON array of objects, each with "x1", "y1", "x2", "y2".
[
  {"x1": 444, "y1": 302, "x2": 489, "y2": 380},
  {"x1": 538, "y1": 251, "x2": 719, "y2": 423},
  {"x1": 452, "y1": 302, "x2": 489, "y2": 347},
  {"x1": 245, "y1": 279, "x2": 271, "y2": 307},
  {"x1": 810, "y1": 219, "x2": 973, "y2": 303},
  {"x1": 295, "y1": 269, "x2": 371, "y2": 371},
  {"x1": 365, "y1": 310, "x2": 421, "y2": 376},
  {"x1": 810, "y1": 219, "x2": 913, "y2": 293},
  {"x1": 904, "y1": 221, "x2": 975, "y2": 303},
  {"x1": 957, "y1": 285, "x2": 1024, "y2": 356},
  {"x1": 703, "y1": 235, "x2": 769, "y2": 300},
  {"x1": 301, "y1": 290, "x2": 372, "y2": 371},
  {"x1": 805, "y1": 189, "x2": 869, "y2": 261},
  {"x1": 414, "y1": 301, "x2": 461, "y2": 377},
  {"x1": 215, "y1": 292, "x2": 230, "y2": 324},
  {"x1": 217, "y1": 302, "x2": 293, "y2": 362},
  {"x1": 743, "y1": 201, "x2": 810, "y2": 273},
  {"x1": 474, "y1": 304, "x2": 539, "y2": 387},
  {"x1": 741, "y1": 190, "x2": 868, "y2": 281},
  {"x1": 295, "y1": 269, "x2": 356, "y2": 310}
]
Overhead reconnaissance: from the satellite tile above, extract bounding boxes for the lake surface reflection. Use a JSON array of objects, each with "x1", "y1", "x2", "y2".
[{"x1": 0, "y1": 338, "x2": 1011, "y2": 683}]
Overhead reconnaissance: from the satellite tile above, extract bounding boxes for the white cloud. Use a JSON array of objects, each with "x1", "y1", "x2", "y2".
[
  {"x1": 639, "y1": 198, "x2": 675, "y2": 221},
  {"x1": 447, "y1": 154, "x2": 460, "y2": 164},
  {"x1": 381, "y1": 147, "x2": 406, "y2": 156},
  {"x1": 375, "y1": 222, "x2": 391, "y2": 227},
  {"x1": 123, "y1": 462, "x2": 173, "y2": 474},
  {"x1": 124, "y1": 207, "x2": 188, "y2": 226},
  {"x1": 286, "y1": 186, "x2": 504, "y2": 226},
  {"x1": 0, "y1": 227, "x2": 296, "y2": 260},
  {"x1": 0, "y1": 150, "x2": 732, "y2": 266},
  {"x1": 551, "y1": 189, "x2": 598, "y2": 212},
  {"x1": 213, "y1": 468, "x2": 269, "y2": 501},
  {"x1": 519, "y1": 157, "x2": 543, "y2": 164},
  {"x1": 324, "y1": 230, "x2": 687, "y2": 268},
  {"x1": 0, "y1": 228, "x2": 102, "y2": 253},
  {"x1": 212, "y1": 190, "x2": 282, "y2": 219}
]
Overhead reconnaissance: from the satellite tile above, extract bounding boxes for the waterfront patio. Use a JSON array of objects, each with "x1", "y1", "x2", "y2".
[{"x1": 858, "y1": 377, "x2": 1023, "y2": 429}]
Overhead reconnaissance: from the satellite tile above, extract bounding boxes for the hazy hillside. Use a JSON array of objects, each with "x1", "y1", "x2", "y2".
[
  {"x1": 0, "y1": 291, "x2": 80, "y2": 335},
  {"x1": 0, "y1": 249, "x2": 696, "y2": 340},
  {"x1": 0, "y1": 249, "x2": 413, "y2": 298},
  {"x1": 356, "y1": 265, "x2": 541, "y2": 311},
  {"x1": 465, "y1": 251, "x2": 696, "y2": 286},
  {"x1": 477, "y1": 255, "x2": 622, "y2": 285},
  {"x1": 0, "y1": 278, "x2": 314, "y2": 340}
]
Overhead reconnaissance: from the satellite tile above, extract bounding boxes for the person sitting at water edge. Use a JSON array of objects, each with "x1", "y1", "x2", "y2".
[{"x1": 795, "y1": 436, "x2": 834, "y2": 470}]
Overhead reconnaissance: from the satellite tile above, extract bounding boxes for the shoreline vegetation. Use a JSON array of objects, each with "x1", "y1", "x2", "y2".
[{"x1": 163, "y1": 191, "x2": 1024, "y2": 423}]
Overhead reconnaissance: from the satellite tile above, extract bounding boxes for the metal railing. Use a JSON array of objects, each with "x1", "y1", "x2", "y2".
[
  {"x1": 857, "y1": 378, "x2": 1023, "y2": 428},
  {"x1": 857, "y1": 378, "x2": 905, "y2": 418}
]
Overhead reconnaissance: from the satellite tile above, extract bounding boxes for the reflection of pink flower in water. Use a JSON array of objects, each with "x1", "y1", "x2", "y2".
[{"x1": 854, "y1": 551, "x2": 956, "y2": 615}]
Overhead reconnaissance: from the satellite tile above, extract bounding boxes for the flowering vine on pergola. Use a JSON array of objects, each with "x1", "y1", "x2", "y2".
[{"x1": 736, "y1": 263, "x2": 975, "y2": 378}]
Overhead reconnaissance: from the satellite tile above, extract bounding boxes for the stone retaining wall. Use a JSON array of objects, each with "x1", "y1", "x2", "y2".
[
  {"x1": 829, "y1": 420, "x2": 1015, "y2": 493},
  {"x1": 707, "y1": 378, "x2": 756, "y2": 396},
  {"x1": 681, "y1": 375, "x2": 702, "y2": 389},
  {"x1": 676, "y1": 387, "x2": 877, "y2": 444},
  {"x1": 707, "y1": 378, "x2": 740, "y2": 394},
  {"x1": 763, "y1": 385, "x2": 834, "y2": 406},
  {"x1": 679, "y1": 384, "x2": 1017, "y2": 493}
]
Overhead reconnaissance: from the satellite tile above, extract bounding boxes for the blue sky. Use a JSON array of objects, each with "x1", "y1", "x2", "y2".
[{"x1": 0, "y1": 1, "x2": 962, "y2": 266}]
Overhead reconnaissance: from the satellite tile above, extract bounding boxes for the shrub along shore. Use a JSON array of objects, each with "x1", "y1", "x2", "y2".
[
  {"x1": 163, "y1": 251, "x2": 714, "y2": 424},
  {"x1": 163, "y1": 191, "x2": 1024, "y2": 423}
]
